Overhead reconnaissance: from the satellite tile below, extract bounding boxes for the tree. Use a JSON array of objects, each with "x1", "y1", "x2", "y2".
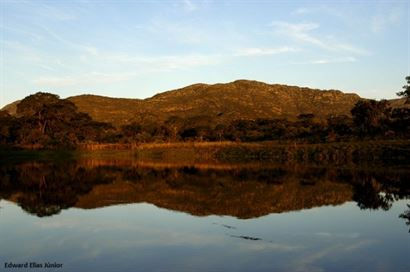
[
  {"x1": 16, "y1": 92, "x2": 63, "y2": 134},
  {"x1": 352, "y1": 180, "x2": 393, "y2": 211},
  {"x1": 351, "y1": 100, "x2": 390, "y2": 136},
  {"x1": 396, "y1": 76, "x2": 410, "y2": 103},
  {"x1": 213, "y1": 124, "x2": 226, "y2": 141},
  {"x1": 180, "y1": 127, "x2": 198, "y2": 140},
  {"x1": 121, "y1": 122, "x2": 142, "y2": 143},
  {"x1": 326, "y1": 115, "x2": 353, "y2": 140},
  {"x1": 15, "y1": 92, "x2": 113, "y2": 147},
  {"x1": 390, "y1": 108, "x2": 410, "y2": 137},
  {"x1": 0, "y1": 110, "x2": 20, "y2": 145},
  {"x1": 164, "y1": 116, "x2": 184, "y2": 141}
]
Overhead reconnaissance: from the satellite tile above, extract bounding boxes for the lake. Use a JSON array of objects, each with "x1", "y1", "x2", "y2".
[{"x1": 0, "y1": 153, "x2": 409, "y2": 272}]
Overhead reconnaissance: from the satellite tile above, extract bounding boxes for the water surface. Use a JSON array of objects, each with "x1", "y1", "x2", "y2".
[{"x1": 0, "y1": 157, "x2": 409, "y2": 272}]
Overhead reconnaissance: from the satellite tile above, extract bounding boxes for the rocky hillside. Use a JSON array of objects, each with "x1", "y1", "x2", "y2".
[
  {"x1": 2, "y1": 100, "x2": 20, "y2": 115},
  {"x1": 1, "y1": 80, "x2": 377, "y2": 126}
]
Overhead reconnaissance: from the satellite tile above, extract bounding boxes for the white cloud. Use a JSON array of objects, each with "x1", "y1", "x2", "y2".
[
  {"x1": 332, "y1": 43, "x2": 369, "y2": 56},
  {"x1": 145, "y1": 54, "x2": 221, "y2": 70},
  {"x1": 270, "y1": 21, "x2": 370, "y2": 55},
  {"x1": 234, "y1": 46, "x2": 299, "y2": 57},
  {"x1": 182, "y1": 0, "x2": 197, "y2": 12},
  {"x1": 32, "y1": 72, "x2": 138, "y2": 87},
  {"x1": 2, "y1": 40, "x2": 71, "y2": 71},
  {"x1": 271, "y1": 21, "x2": 333, "y2": 50},
  {"x1": 371, "y1": 7, "x2": 403, "y2": 33},
  {"x1": 311, "y1": 56, "x2": 357, "y2": 64},
  {"x1": 293, "y1": 7, "x2": 311, "y2": 15},
  {"x1": 1, "y1": 25, "x2": 43, "y2": 42},
  {"x1": 271, "y1": 21, "x2": 319, "y2": 33},
  {"x1": 100, "y1": 53, "x2": 222, "y2": 70},
  {"x1": 31, "y1": 53, "x2": 223, "y2": 88},
  {"x1": 83, "y1": 46, "x2": 99, "y2": 56},
  {"x1": 37, "y1": 3, "x2": 77, "y2": 21},
  {"x1": 291, "y1": 6, "x2": 346, "y2": 19},
  {"x1": 293, "y1": 56, "x2": 357, "y2": 65},
  {"x1": 136, "y1": 19, "x2": 207, "y2": 44}
]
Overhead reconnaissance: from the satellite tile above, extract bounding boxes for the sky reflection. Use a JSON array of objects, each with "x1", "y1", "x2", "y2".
[{"x1": 1, "y1": 199, "x2": 409, "y2": 272}]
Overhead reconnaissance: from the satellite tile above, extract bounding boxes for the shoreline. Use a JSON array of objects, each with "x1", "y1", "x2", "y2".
[{"x1": 2, "y1": 140, "x2": 409, "y2": 166}]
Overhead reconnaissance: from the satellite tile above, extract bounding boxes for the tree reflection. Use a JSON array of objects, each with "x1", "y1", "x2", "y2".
[
  {"x1": 0, "y1": 161, "x2": 409, "y2": 218},
  {"x1": 399, "y1": 204, "x2": 410, "y2": 232},
  {"x1": 353, "y1": 181, "x2": 393, "y2": 210},
  {"x1": 0, "y1": 163, "x2": 114, "y2": 216}
]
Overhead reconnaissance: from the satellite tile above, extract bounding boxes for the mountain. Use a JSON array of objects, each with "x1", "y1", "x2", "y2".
[
  {"x1": 1, "y1": 100, "x2": 20, "y2": 115},
  {"x1": 2, "y1": 79, "x2": 395, "y2": 126},
  {"x1": 67, "y1": 80, "x2": 362, "y2": 126}
]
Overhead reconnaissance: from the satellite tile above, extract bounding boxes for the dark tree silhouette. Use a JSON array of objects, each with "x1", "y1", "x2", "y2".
[
  {"x1": 352, "y1": 180, "x2": 393, "y2": 211},
  {"x1": 327, "y1": 115, "x2": 353, "y2": 138},
  {"x1": 121, "y1": 122, "x2": 142, "y2": 143},
  {"x1": 0, "y1": 111, "x2": 20, "y2": 144},
  {"x1": 13, "y1": 92, "x2": 113, "y2": 147},
  {"x1": 396, "y1": 76, "x2": 410, "y2": 103},
  {"x1": 16, "y1": 93, "x2": 64, "y2": 135},
  {"x1": 351, "y1": 100, "x2": 390, "y2": 136},
  {"x1": 390, "y1": 108, "x2": 410, "y2": 137}
]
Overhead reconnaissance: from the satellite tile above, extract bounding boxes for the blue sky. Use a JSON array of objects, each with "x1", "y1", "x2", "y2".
[{"x1": 1, "y1": 0, "x2": 409, "y2": 107}]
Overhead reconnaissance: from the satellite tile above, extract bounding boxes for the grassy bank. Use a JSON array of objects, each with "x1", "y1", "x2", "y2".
[
  {"x1": 130, "y1": 140, "x2": 410, "y2": 165},
  {"x1": 214, "y1": 140, "x2": 410, "y2": 165},
  {"x1": 2, "y1": 140, "x2": 410, "y2": 166}
]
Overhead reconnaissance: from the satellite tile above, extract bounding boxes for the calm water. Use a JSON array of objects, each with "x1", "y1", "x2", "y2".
[{"x1": 0, "y1": 158, "x2": 409, "y2": 272}]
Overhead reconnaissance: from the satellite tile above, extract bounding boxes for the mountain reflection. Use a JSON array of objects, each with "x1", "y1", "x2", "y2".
[{"x1": 0, "y1": 160, "x2": 409, "y2": 218}]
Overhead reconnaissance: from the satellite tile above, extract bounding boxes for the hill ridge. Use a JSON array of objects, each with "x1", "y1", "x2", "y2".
[{"x1": 3, "y1": 79, "x2": 404, "y2": 127}]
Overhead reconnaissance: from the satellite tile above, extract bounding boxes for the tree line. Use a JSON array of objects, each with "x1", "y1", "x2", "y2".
[
  {"x1": 1, "y1": 162, "x2": 409, "y2": 217},
  {"x1": 1, "y1": 77, "x2": 409, "y2": 149}
]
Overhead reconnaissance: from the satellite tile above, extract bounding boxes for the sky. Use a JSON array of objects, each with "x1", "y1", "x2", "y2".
[{"x1": 1, "y1": 0, "x2": 409, "y2": 108}]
